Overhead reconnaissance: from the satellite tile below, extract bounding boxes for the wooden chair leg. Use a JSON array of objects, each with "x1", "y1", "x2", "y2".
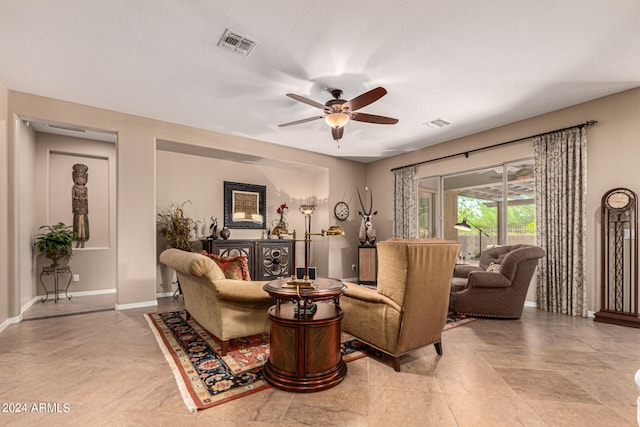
[
  {"x1": 391, "y1": 357, "x2": 401, "y2": 372},
  {"x1": 185, "y1": 310, "x2": 191, "y2": 320},
  {"x1": 434, "y1": 341, "x2": 443, "y2": 356},
  {"x1": 221, "y1": 340, "x2": 229, "y2": 356}
]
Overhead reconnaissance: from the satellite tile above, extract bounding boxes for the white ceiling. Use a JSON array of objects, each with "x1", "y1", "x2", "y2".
[{"x1": 1, "y1": 1, "x2": 638, "y2": 163}]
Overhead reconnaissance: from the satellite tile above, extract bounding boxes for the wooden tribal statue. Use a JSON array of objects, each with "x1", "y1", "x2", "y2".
[{"x1": 72, "y1": 163, "x2": 89, "y2": 248}]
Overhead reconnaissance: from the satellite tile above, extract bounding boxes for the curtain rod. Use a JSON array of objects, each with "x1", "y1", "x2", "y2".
[{"x1": 390, "y1": 120, "x2": 597, "y2": 172}]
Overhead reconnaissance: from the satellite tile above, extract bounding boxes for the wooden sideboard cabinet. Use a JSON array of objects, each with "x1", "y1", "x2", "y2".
[
  {"x1": 358, "y1": 245, "x2": 377, "y2": 286},
  {"x1": 202, "y1": 239, "x2": 292, "y2": 281}
]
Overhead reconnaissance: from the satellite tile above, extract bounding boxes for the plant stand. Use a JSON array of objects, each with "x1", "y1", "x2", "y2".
[
  {"x1": 172, "y1": 279, "x2": 182, "y2": 299},
  {"x1": 40, "y1": 265, "x2": 73, "y2": 302}
]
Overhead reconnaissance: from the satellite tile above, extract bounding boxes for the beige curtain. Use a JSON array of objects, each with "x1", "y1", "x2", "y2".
[
  {"x1": 393, "y1": 166, "x2": 417, "y2": 238},
  {"x1": 534, "y1": 127, "x2": 588, "y2": 316}
]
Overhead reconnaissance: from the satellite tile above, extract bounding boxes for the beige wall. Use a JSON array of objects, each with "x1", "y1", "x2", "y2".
[
  {"x1": 32, "y1": 133, "x2": 117, "y2": 295},
  {"x1": 7, "y1": 87, "x2": 635, "y2": 322},
  {"x1": 366, "y1": 87, "x2": 640, "y2": 312},
  {"x1": 154, "y1": 145, "x2": 366, "y2": 285},
  {"x1": 155, "y1": 149, "x2": 330, "y2": 291},
  {"x1": 3, "y1": 90, "x2": 365, "y2": 321},
  {"x1": 0, "y1": 80, "x2": 8, "y2": 326},
  {"x1": 17, "y1": 120, "x2": 36, "y2": 307}
]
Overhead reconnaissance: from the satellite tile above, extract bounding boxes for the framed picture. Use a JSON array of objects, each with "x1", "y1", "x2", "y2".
[{"x1": 224, "y1": 181, "x2": 266, "y2": 229}]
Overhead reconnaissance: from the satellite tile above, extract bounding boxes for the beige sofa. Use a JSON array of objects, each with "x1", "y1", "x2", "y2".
[
  {"x1": 159, "y1": 248, "x2": 273, "y2": 355},
  {"x1": 341, "y1": 238, "x2": 460, "y2": 371}
]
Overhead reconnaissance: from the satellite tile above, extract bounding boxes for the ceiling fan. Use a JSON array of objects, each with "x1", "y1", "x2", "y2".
[{"x1": 278, "y1": 86, "x2": 398, "y2": 144}]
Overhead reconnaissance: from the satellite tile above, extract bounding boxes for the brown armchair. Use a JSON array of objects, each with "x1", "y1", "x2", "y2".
[
  {"x1": 449, "y1": 244, "x2": 545, "y2": 318},
  {"x1": 341, "y1": 238, "x2": 460, "y2": 371}
]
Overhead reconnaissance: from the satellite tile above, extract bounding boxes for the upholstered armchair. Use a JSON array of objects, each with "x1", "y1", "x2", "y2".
[
  {"x1": 341, "y1": 238, "x2": 460, "y2": 372},
  {"x1": 449, "y1": 244, "x2": 545, "y2": 318}
]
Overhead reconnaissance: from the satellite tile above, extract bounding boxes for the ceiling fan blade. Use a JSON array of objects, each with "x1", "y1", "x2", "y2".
[
  {"x1": 286, "y1": 93, "x2": 325, "y2": 110},
  {"x1": 345, "y1": 87, "x2": 387, "y2": 111},
  {"x1": 351, "y1": 112, "x2": 399, "y2": 125},
  {"x1": 278, "y1": 116, "x2": 324, "y2": 127},
  {"x1": 331, "y1": 126, "x2": 344, "y2": 141}
]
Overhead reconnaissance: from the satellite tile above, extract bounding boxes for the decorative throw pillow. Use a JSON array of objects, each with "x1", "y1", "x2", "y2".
[
  {"x1": 486, "y1": 262, "x2": 501, "y2": 272},
  {"x1": 203, "y1": 253, "x2": 251, "y2": 280}
]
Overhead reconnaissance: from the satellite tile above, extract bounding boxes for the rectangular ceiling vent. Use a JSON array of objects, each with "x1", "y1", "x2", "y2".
[
  {"x1": 424, "y1": 118, "x2": 451, "y2": 128},
  {"x1": 218, "y1": 29, "x2": 257, "y2": 56}
]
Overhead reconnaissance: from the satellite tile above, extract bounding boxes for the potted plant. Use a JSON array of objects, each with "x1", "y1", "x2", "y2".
[
  {"x1": 157, "y1": 201, "x2": 199, "y2": 251},
  {"x1": 35, "y1": 222, "x2": 76, "y2": 267}
]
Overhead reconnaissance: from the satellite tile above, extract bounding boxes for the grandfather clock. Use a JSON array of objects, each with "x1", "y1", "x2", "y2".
[{"x1": 595, "y1": 188, "x2": 640, "y2": 327}]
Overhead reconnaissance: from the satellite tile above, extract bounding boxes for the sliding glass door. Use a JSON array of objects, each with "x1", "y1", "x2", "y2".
[
  {"x1": 443, "y1": 167, "x2": 502, "y2": 261},
  {"x1": 419, "y1": 159, "x2": 535, "y2": 263},
  {"x1": 505, "y1": 160, "x2": 536, "y2": 246},
  {"x1": 418, "y1": 177, "x2": 438, "y2": 238}
]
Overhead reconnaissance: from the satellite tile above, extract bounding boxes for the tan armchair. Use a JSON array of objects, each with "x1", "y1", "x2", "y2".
[
  {"x1": 449, "y1": 244, "x2": 545, "y2": 318},
  {"x1": 341, "y1": 239, "x2": 460, "y2": 371},
  {"x1": 159, "y1": 249, "x2": 273, "y2": 355}
]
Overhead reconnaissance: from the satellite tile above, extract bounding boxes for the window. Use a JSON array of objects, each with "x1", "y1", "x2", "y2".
[
  {"x1": 418, "y1": 159, "x2": 535, "y2": 262},
  {"x1": 504, "y1": 161, "x2": 536, "y2": 246}
]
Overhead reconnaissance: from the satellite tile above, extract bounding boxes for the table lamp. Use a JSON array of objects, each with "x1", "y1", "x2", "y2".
[{"x1": 283, "y1": 204, "x2": 345, "y2": 289}]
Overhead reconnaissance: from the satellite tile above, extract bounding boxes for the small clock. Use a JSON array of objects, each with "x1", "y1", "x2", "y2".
[
  {"x1": 606, "y1": 191, "x2": 631, "y2": 210},
  {"x1": 334, "y1": 201, "x2": 349, "y2": 221}
]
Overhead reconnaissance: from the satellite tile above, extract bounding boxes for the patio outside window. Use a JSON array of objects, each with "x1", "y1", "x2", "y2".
[{"x1": 418, "y1": 159, "x2": 536, "y2": 263}]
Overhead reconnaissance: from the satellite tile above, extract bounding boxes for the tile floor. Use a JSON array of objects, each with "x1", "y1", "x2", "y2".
[
  {"x1": 1, "y1": 296, "x2": 639, "y2": 426},
  {"x1": 20, "y1": 293, "x2": 117, "y2": 320}
]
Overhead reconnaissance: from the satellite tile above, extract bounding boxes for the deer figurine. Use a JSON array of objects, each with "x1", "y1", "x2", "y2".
[{"x1": 357, "y1": 187, "x2": 378, "y2": 246}]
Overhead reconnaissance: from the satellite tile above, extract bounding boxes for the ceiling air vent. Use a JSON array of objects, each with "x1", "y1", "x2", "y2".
[
  {"x1": 424, "y1": 118, "x2": 451, "y2": 128},
  {"x1": 218, "y1": 29, "x2": 257, "y2": 56}
]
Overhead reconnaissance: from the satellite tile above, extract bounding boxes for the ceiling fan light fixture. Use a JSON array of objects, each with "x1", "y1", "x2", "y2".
[
  {"x1": 324, "y1": 112, "x2": 350, "y2": 128},
  {"x1": 279, "y1": 86, "x2": 396, "y2": 144}
]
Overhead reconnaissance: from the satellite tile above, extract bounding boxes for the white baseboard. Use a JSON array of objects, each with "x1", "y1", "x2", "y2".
[
  {"x1": 33, "y1": 288, "x2": 116, "y2": 300},
  {"x1": 0, "y1": 315, "x2": 22, "y2": 334},
  {"x1": 115, "y1": 300, "x2": 158, "y2": 311},
  {"x1": 156, "y1": 291, "x2": 176, "y2": 298},
  {"x1": 21, "y1": 296, "x2": 41, "y2": 315},
  {"x1": 2, "y1": 289, "x2": 157, "y2": 331},
  {"x1": 524, "y1": 301, "x2": 596, "y2": 318},
  {"x1": 69, "y1": 288, "x2": 117, "y2": 297},
  {"x1": 27, "y1": 287, "x2": 167, "y2": 312},
  {"x1": 23, "y1": 288, "x2": 118, "y2": 316}
]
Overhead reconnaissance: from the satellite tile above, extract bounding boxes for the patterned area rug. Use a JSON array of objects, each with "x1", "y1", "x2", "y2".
[{"x1": 145, "y1": 310, "x2": 476, "y2": 412}]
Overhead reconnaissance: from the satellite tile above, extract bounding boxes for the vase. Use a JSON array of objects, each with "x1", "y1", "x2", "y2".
[
  {"x1": 45, "y1": 248, "x2": 71, "y2": 268},
  {"x1": 271, "y1": 216, "x2": 288, "y2": 238},
  {"x1": 220, "y1": 227, "x2": 231, "y2": 240}
]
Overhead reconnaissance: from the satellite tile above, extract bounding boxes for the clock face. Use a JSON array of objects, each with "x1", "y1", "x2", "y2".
[
  {"x1": 334, "y1": 201, "x2": 349, "y2": 221},
  {"x1": 607, "y1": 192, "x2": 631, "y2": 210}
]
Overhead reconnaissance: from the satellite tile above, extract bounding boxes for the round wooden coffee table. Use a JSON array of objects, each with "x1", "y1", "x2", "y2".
[{"x1": 262, "y1": 277, "x2": 347, "y2": 392}]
